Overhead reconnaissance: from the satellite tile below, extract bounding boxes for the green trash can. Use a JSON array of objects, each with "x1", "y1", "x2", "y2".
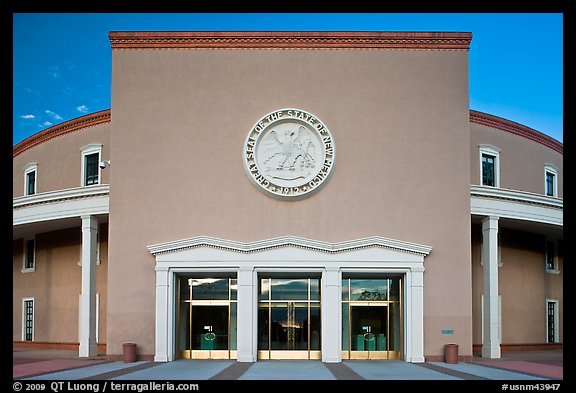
[
  {"x1": 356, "y1": 334, "x2": 365, "y2": 350},
  {"x1": 365, "y1": 333, "x2": 376, "y2": 351},
  {"x1": 377, "y1": 334, "x2": 387, "y2": 351},
  {"x1": 200, "y1": 333, "x2": 215, "y2": 350}
]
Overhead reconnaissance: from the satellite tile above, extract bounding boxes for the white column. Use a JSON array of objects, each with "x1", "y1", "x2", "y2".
[
  {"x1": 237, "y1": 266, "x2": 257, "y2": 362},
  {"x1": 321, "y1": 267, "x2": 341, "y2": 363},
  {"x1": 409, "y1": 267, "x2": 425, "y2": 363},
  {"x1": 154, "y1": 267, "x2": 170, "y2": 362},
  {"x1": 79, "y1": 215, "x2": 98, "y2": 357},
  {"x1": 482, "y1": 215, "x2": 501, "y2": 358}
]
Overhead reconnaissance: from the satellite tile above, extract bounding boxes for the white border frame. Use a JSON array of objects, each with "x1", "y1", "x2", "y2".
[
  {"x1": 80, "y1": 144, "x2": 103, "y2": 187},
  {"x1": 23, "y1": 162, "x2": 38, "y2": 196},
  {"x1": 479, "y1": 144, "x2": 501, "y2": 188},
  {"x1": 545, "y1": 299, "x2": 559, "y2": 343},
  {"x1": 544, "y1": 164, "x2": 558, "y2": 198},
  {"x1": 22, "y1": 297, "x2": 35, "y2": 341}
]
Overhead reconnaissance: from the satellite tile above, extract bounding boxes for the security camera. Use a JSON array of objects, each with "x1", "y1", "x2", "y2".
[{"x1": 99, "y1": 160, "x2": 110, "y2": 169}]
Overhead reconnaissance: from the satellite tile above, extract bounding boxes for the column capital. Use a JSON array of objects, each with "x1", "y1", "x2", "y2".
[
  {"x1": 481, "y1": 215, "x2": 500, "y2": 231},
  {"x1": 81, "y1": 215, "x2": 99, "y2": 229}
]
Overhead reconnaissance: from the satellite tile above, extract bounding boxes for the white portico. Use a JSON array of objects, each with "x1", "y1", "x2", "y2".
[{"x1": 148, "y1": 235, "x2": 431, "y2": 363}]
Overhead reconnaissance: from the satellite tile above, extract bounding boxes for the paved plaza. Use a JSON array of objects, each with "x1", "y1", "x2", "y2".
[{"x1": 13, "y1": 349, "x2": 562, "y2": 381}]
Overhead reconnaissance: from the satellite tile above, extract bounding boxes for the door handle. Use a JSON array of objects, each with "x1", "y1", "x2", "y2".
[{"x1": 363, "y1": 333, "x2": 375, "y2": 341}]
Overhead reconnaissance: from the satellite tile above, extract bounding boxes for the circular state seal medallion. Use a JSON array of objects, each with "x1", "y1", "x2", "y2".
[{"x1": 243, "y1": 109, "x2": 336, "y2": 199}]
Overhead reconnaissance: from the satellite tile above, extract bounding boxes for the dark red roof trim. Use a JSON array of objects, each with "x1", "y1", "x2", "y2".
[
  {"x1": 470, "y1": 110, "x2": 562, "y2": 154},
  {"x1": 108, "y1": 31, "x2": 473, "y2": 50},
  {"x1": 13, "y1": 110, "x2": 111, "y2": 157}
]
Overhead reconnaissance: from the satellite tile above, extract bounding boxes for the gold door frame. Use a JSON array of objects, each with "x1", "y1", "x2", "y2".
[
  {"x1": 341, "y1": 278, "x2": 403, "y2": 360},
  {"x1": 258, "y1": 278, "x2": 321, "y2": 360},
  {"x1": 176, "y1": 278, "x2": 237, "y2": 360}
]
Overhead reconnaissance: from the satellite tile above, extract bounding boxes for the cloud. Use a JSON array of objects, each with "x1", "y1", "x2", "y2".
[
  {"x1": 48, "y1": 66, "x2": 61, "y2": 78},
  {"x1": 76, "y1": 105, "x2": 89, "y2": 113},
  {"x1": 45, "y1": 110, "x2": 63, "y2": 120},
  {"x1": 62, "y1": 86, "x2": 75, "y2": 96},
  {"x1": 21, "y1": 114, "x2": 35, "y2": 119},
  {"x1": 40, "y1": 121, "x2": 53, "y2": 127}
]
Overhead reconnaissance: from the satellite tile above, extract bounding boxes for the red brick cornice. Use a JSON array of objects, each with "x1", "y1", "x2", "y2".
[
  {"x1": 470, "y1": 110, "x2": 562, "y2": 154},
  {"x1": 14, "y1": 108, "x2": 561, "y2": 157},
  {"x1": 13, "y1": 110, "x2": 111, "y2": 157},
  {"x1": 108, "y1": 31, "x2": 472, "y2": 50}
]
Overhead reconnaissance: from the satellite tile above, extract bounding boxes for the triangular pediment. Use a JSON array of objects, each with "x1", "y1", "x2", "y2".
[{"x1": 148, "y1": 235, "x2": 432, "y2": 261}]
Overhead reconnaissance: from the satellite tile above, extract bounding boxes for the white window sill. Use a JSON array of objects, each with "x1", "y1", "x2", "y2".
[
  {"x1": 545, "y1": 269, "x2": 561, "y2": 275},
  {"x1": 21, "y1": 268, "x2": 36, "y2": 273}
]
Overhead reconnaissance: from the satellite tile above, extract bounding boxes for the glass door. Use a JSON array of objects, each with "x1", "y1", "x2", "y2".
[
  {"x1": 350, "y1": 304, "x2": 388, "y2": 359},
  {"x1": 190, "y1": 305, "x2": 229, "y2": 358},
  {"x1": 342, "y1": 277, "x2": 403, "y2": 360},
  {"x1": 177, "y1": 277, "x2": 237, "y2": 359},
  {"x1": 258, "y1": 277, "x2": 321, "y2": 359}
]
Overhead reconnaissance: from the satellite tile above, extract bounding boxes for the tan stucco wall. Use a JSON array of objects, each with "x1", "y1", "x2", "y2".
[
  {"x1": 13, "y1": 123, "x2": 111, "y2": 197},
  {"x1": 470, "y1": 122, "x2": 563, "y2": 197},
  {"x1": 13, "y1": 224, "x2": 108, "y2": 344},
  {"x1": 471, "y1": 224, "x2": 563, "y2": 345},
  {"x1": 108, "y1": 49, "x2": 472, "y2": 358}
]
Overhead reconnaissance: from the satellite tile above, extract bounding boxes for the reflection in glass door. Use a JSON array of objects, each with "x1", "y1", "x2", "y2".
[
  {"x1": 342, "y1": 277, "x2": 403, "y2": 360},
  {"x1": 258, "y1": 277, "x2": 321, "y2": 359},
  {"x1": 177, "y1": 276, "x2": 237, "y2": 359}
]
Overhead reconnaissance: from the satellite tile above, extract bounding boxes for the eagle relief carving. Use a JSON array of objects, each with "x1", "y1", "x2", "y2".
[
  {"x1": 262, "y1": 126, "x2": 316, "y2": 180},
  {"x1": 243, "y1": 109, "x2": 335, "y2": 199}
]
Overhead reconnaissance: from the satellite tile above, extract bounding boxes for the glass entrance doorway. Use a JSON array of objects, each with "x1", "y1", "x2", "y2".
[
  {"x1": 258, "y1": 277, "x2": 321, "y2": 359},
  {"x1": 176, "y1": 276, "x2": 237, "y2": 359},
  {"x1": 342, "y1": 276, "x2": 403, "y2": 360}
]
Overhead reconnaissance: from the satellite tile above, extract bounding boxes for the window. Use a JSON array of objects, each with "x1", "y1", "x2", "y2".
[
  {"x1": 23, "y1": 163, "x2": 37, "y2": 196},
  {"x1": 22, "y1": 237, "x2": 35, "y2": 273},
  {"x1": 80, "y1": 144, "x2": 103, "y2": 187},
  {"x1": 84, "y1": 153, "x2": 99, "y2": 185},
  {"x1": 546, "y1": 300, "x2": 559, "y2": 343},
  {"x1": 544, "y1": 164, "x2": 558, "y2": 197},
  {"x1": 22, "y1": 298, "x2": 34, "y2": 341},
  {"x1": 479, "y1": 145, "x2": 500, "y2": 188},
  {"x1": 482, "y1": 155, "x2": 495, "y2": 186},
  {"x1": 545, "y1": 239, "x2": 559, "y2": 273}
]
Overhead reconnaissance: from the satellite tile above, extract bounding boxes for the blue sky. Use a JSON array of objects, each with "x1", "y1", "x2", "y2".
[{"x1": 13, "y1": 13, "x2": 563, "y2": 144}]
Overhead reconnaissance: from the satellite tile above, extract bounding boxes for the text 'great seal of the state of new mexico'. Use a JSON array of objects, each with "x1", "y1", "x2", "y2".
[{"x1": 243, "y1": 109, "x2": 336, "y2": 199}]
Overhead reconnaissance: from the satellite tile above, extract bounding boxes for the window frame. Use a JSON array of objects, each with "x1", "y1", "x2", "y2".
[
  {"x1": 479, "y1": 145, "x2": 501, "y2": 188},
  {"x1": 545, "y1": 299, "x2": 559, "y2": 343},
  {"x1": 22, "y1": 236, "x2": 36, "y2": 273},
  {"x1": 544, "y1": 164, "x2": 558, "y2": 198},
  {"x1": 23, "y1": 162, "x2": 38, "y2": 196},
  {"x1": 545, "y1": 238, "x2": 560, "y2": 274},
  {"x1": 80, "y1": 144, "x2": 103, "y2": 187},
  {"x1": 22, "y1": 297, "x2": 35, "y2": 342}
]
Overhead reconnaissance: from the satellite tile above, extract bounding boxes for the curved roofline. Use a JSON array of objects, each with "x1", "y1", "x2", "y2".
[
  {"x1": 469, "y1": 110, "x2": 562, "y2": 155},
  {"x1": 13, "y1": 108, "x2": 562, "y2": 157},
  {"x1": 109, "y1": 31, "x2": 472, "y2": 50},
  {"x1": 13, "y1": 109, "x2": 111, "y2": 157}
]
